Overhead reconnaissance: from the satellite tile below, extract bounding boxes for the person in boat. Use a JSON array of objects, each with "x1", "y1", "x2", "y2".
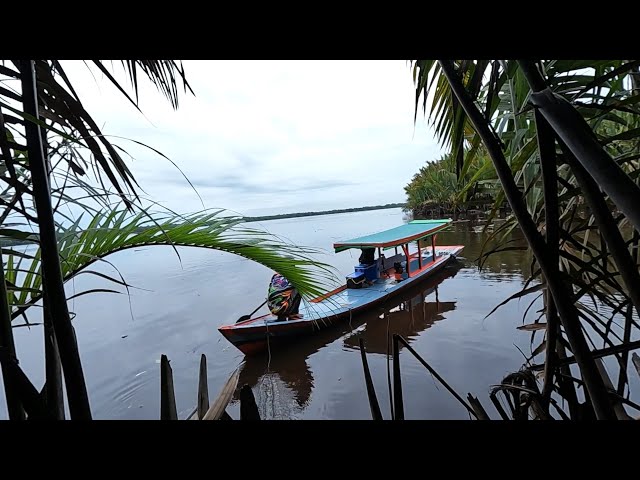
[
  {"x1": 267, "y1": 272, "x2": 303, "y2": 321},
  {"x1": 359, "y1": 247, "x2": 375, "y2": 266},
  {"x1": 358, "y1": 247, "x2": 378, "y2": 286}
]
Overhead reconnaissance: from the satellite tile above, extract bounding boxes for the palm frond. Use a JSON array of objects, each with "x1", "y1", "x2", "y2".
[
  {"x1": 5, "y1": 207, "x2": 340, "y2": 322},
  {"x1": 0, "y1": 60, "x2": 194, "y2": 211}
]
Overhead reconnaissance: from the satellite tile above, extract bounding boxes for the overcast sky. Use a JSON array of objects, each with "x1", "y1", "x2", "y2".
[{"x1": 62, "y1": 60, "x2": 444, "y2": 217}]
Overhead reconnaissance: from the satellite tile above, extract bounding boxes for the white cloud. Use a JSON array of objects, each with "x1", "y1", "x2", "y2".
[{"x1": 60, "y1": 60, "x2": 444, "y2": 216}]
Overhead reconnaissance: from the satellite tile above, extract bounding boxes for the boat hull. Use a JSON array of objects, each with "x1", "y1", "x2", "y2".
[{"x1": 218, "y1": 245, "x2": 464, "y2": 355}]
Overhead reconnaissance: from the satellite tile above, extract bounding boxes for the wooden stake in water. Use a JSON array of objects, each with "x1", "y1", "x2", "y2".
[
  {"x1": 197, "y1": 354, "x2": 209, "y2": 420},
  {"x1": 358, "y1": 338, "x2": 382, "y2": 421},
  {"x1": 392, "y1": 334, "x2": 404, "y2": 420},
  {"x1": 240, "y1": 385, "x2": 261, "y2": 420},
  {"x1": 160, "y1": 354, "x2": 177, "y2": 420}
]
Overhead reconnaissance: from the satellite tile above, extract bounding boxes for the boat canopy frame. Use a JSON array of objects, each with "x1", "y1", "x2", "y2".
[
  {"x1": 334, "y1": 219, "x2": 453, "y2": 280},
  {"x1": 333, "y1": 219, "x2": 452, "y2": 253}
]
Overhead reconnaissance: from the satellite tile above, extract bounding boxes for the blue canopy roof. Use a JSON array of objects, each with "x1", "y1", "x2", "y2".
[{"x1": 333, "y1": 219, "x2": 452, "y2": 253}]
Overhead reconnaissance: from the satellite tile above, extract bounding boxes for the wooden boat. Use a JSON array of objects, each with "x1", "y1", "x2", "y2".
[
  {"x1": 234, "y1": 265, "x2": 460, "y2": 407},
  {"x1": 218, "y1": 219, "x2": 464, "y2": 355}
]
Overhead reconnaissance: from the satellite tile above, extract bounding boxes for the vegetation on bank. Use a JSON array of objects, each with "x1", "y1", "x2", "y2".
[
  {"x1": 406, "y1": 59, "x2": 640, "y2": 420},
  {"x1": 404, "y1": 149, "x2": 501, "y2": 219}
]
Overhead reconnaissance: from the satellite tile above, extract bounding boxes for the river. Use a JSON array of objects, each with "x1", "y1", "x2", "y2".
[{"x1": 4, "y1": 207, "x2": 622, "y2": 420}]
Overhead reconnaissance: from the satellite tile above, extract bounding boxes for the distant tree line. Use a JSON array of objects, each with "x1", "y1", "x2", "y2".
[{"x1": 241, "y1": 203, "x2": 406, "y2": 223}]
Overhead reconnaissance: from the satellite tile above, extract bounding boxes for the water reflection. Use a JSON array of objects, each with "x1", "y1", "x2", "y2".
[
  {"x1": 235, "y1": 264, "x2": 460, "y2": 410},
  {"x1": 342, "y1": 291, "x2": 456, "y2": 355},
  {"x1": 437, "y1": 222, "x2": 532, "y2": 278}
]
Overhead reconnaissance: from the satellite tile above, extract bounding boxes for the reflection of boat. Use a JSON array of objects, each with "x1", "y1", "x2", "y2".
[
  {"x1": 219, "y1": 219, "x2": 464, "y2": 355},
  {"x1": 235, "y1": 265, "x2": 460, "y2": 408},
  {"x1": 342, "y1": 288, "x2": 455, "y2": 354}
]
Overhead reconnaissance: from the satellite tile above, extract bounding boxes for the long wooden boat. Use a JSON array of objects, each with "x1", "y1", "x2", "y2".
[
  {"x1": 218, "y1": 219, "x2": 463, "y2": 355},
  {"x1": 234, "y1": 265, "x2": 460, "y2": 406}
]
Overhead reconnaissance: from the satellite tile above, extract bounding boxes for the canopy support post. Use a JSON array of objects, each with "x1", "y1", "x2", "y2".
[{"x1": 402, "y1": 244, "x2": 410, "y2": 278}]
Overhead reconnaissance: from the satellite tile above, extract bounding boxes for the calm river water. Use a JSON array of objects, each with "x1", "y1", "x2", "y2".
[{"x1": 3, "y1": 207, "x2": 607, "y2": 419}]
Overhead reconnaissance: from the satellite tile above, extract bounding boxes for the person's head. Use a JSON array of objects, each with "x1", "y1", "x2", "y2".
[{"x1": 359, "y1": 247, "x2": 375, "y2": 265}]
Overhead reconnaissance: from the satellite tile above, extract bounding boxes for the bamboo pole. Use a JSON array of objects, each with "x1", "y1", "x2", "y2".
[
  {"x1": 202, "y1": 369, "x2": 239, "y2": 420},
  {"x1": 20, "y1": 60, "x2": 91, "y2": 419},
  {"x1": 0, "y1": 259, "x2": 25, "y2": 420},
  {"x1": 534, "y1": 109, "x2": 559, "y2": 411},
  {"x1": 0, "y1": 348, "x2": 48, "y2": 419},
  {"x1": 43, "y1": 288, "x2": 64, "y2": 420}
]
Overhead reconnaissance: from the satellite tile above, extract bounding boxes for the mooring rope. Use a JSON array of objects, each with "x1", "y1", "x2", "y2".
[{"x1": 264, "y1": 318, "x2": 272, "y2": 372}]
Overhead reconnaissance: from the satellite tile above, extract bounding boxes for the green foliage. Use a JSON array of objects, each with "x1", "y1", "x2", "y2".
[
  {"x1": 411, "y1": 59, "x2": 640, "y2": 418},
  {"x1": 412, "y1": 60, "x2": 640, "y2": 310},
  {"x1": 5, "y1": 207, "x2": 338, "y2": 324},
  {"x1": 404, "y1": 149, "x2": 498, "y2": 212}
]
